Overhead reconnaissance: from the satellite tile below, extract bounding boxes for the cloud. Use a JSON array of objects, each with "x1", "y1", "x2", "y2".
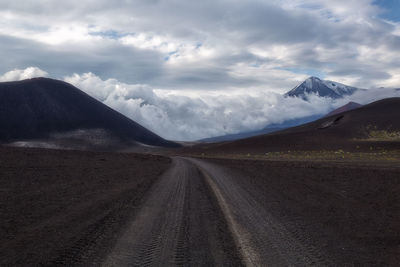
[
  {"x1": 63, "y1": 70, "x2": 400, "y2": 141},
  {"x1": 0, "y1": 0, "x2": 399, "y2": 92},
  {"x1": 1, "y1": 1, "x2": 400, "y2": 140},
  {"x1": 64, "y1": 72, "x2": 400, "y2": 141},
  {"x1": 61, "y1": 71, "x2": 339, "y2": 141},
  {"x1": 336, "y1": 87, "x2": 400, "y2": 107},
  {"x1": 0, "y1": 67, "x2": 48, "y2": 82},
  {"x1": 2, "y1": 67, "x2": 399, "y2": 141}
]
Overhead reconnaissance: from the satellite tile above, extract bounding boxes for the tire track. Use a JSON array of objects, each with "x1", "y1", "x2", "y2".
[
  {"x1": 48, "y1": 178, "x2": 159, "y2": 267},
  {"x1": 101, "y1": 157, "x2": 242, "y2": 266},
  {"x1": 102, "y1": 159, "x2": 189, "y2": 266},
  {"x1": 188, "y1": 157, "x2": 333, "y2": 266}
]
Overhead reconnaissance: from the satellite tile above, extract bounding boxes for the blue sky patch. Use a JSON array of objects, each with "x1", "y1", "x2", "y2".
[{"x1": 374, "y1": 0, "x2": 400, "y2": 21}]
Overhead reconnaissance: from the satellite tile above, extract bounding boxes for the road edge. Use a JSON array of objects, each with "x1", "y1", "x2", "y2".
[{"x1": 190, "y1": 159, "x2": 261, "y2": 266}]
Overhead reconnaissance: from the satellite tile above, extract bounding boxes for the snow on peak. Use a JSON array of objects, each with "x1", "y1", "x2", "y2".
[
  {"x1": 285, "y1": 76, "x2": 358, "y2": 99},
  {"x1": 320, "y1": 79, "x2": 356, "y2": 95}
]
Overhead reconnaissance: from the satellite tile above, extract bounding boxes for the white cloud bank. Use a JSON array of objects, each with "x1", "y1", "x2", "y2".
[
  {"x1": 1, "y1": 67, "x2": 399, "y2": 141},
  {"x1": 63, "y1": 70, "x2": 400, "y2": 141},
  {"x1": 0, "y1": 67, "x2": 48, "y2": 82}
]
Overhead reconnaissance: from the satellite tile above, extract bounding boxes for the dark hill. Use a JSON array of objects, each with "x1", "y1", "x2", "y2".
[
  {"x1": 197, "y1": 98, "x2": 400, "y2": 153},
  {"x1": 0, "y1": 78, "x2": 178, "y2": 149}
]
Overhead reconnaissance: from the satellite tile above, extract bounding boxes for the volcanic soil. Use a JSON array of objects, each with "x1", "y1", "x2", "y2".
[
  {"x1": 199, "y1": 157, "x2": 400, "y2": 265},
  {"x1": 0, "y1": 146, "x2": 171, "y2": 266},
  {"x1": 1, "y1": 144, "x2": 399, "y2": 266},
  {"x1": 0, "y1": 147, "x2": 243, "y2": 266}
]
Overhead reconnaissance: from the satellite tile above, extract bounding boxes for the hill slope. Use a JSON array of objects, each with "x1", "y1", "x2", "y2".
[
  {"x1": 198, "y1": 97, "x2": 400, "y2": 153},
  {"x1": 0, "y1": 78, "x2": 177, "y2": 149},
  {"x1": 326, "y1": 102, "x2": 362, "y2": 117}
]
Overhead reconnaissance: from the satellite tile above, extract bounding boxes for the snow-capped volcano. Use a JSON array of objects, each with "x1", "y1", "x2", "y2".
[{"x1": 285, "y1": 76, "x2": 359, "y2": 99}]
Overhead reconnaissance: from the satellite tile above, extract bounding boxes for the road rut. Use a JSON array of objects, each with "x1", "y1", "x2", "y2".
[
  {"x1": 188, "y1": 158, "x2": 332, "y2": 266},
  {"x1": 103, "y1": 156, "x2": 336, "y2": 266},
  {"x1": 102, "y1": 157, "x2": 241, "y2": 266}
]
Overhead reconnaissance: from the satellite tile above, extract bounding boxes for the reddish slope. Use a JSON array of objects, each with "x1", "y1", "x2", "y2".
[{"x1": 326, "y1": 102, "x2": 362, "y2": 117}]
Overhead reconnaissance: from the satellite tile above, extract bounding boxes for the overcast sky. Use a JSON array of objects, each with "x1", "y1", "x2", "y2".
[{"x1": 1, "y1": 0, "x2": 400, "y2": 140}]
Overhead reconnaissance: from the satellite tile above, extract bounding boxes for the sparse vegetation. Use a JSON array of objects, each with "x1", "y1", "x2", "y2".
[
  {"x1": 359, "y1": 125, "x2": 400, "y2": 141},
  {"x1": 192, "y1": 149, "x2": 400, "y2": 162}
]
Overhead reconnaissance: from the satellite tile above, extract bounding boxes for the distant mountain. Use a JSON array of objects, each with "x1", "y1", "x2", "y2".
[
  {"x1": 200, "y1": 77, "x2": 362, "y2": 143},
  {"x1": 326, "y1": 102, "x2": 362, "y2": 117},
  {"x1": 285, "y1": 76, "x2": 359, "y2": 99},
  {"x1": 200, "y1": 78, "x2": 364, "y2": 143},
  {"x1": 0, "y1": 78, "x2": 178, "y2": 150},
  {"x1": 200, "y1": 114, "x2": 322, "y2": 143}
]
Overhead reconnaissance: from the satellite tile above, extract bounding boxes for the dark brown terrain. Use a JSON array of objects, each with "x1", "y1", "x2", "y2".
[
  {"x1": 1, "y1": 145, "x2": 399, "y2": 266},
  {"x1": 1, "y1": 97, "x2": 399, "y2": 266},
  {"x1": 0, "y1": 147, "x2": 243, "y2": 266},
  {"x1": 195, "y1": 157, "x2": 400, "y2": 266},
  {"x1": 0, "y1": 147, "x2": 171, "y2": 265}
]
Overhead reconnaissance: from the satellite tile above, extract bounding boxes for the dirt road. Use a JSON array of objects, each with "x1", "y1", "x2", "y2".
[
  {"x1": 103, "y1": 157, "x2": 336, "y2": 266},
  {"x1": 103, "y1": 157, "x2": 399, "y2": 266},
  {"x1": 102, "y1": 158, "x2": 242, "y2": 266},
  {"x1": 188, "y1": 158, "x2": 332, "y2": 266},
  {"x1": 191, "y1": 157, "x2": 400, "y2": 266}
]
